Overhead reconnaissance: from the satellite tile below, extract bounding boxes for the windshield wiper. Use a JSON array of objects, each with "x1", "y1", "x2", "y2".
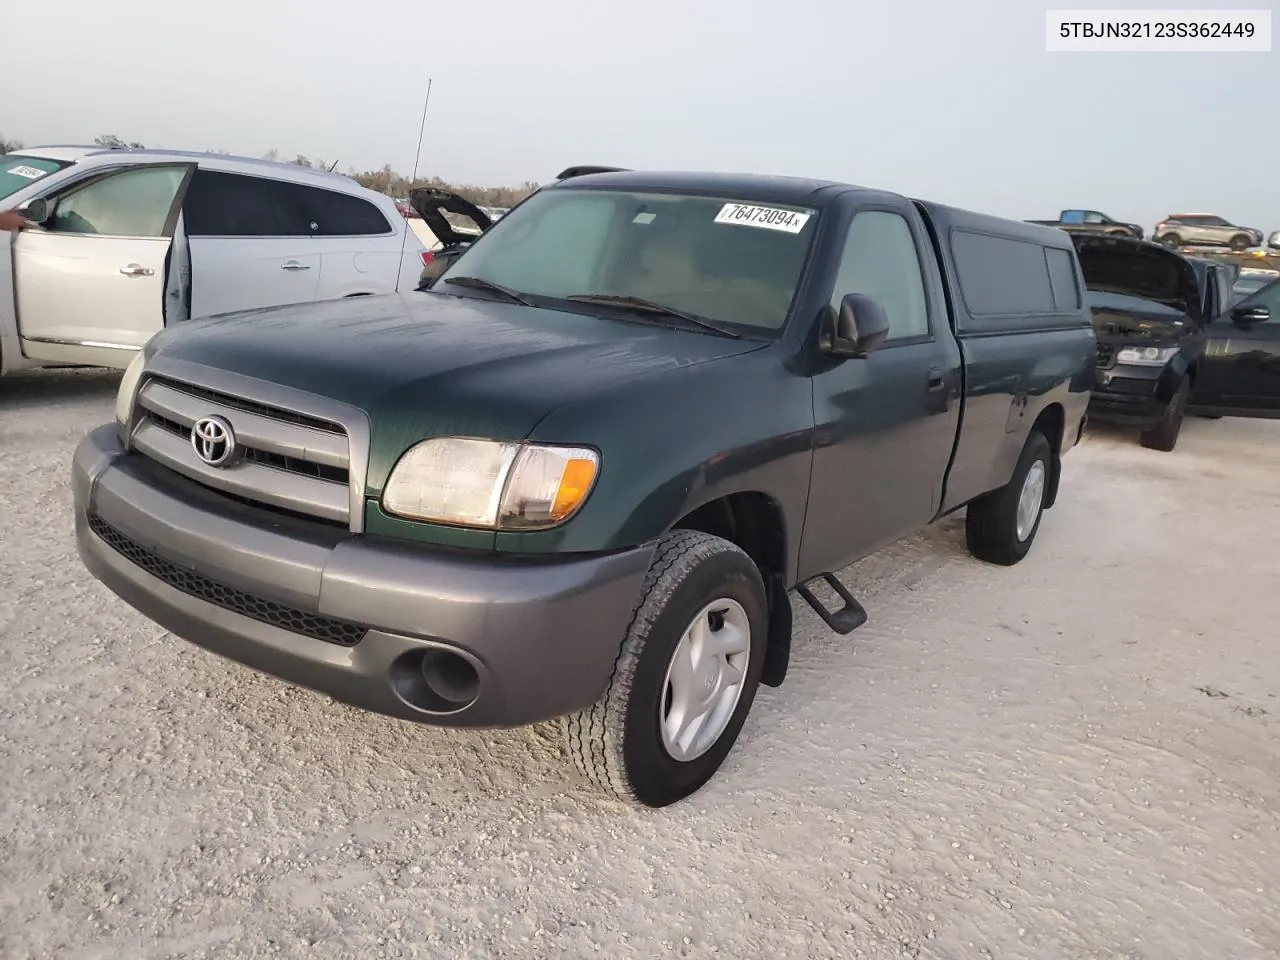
[
  {"x1": 441, "y1": 276, "x2": 534, "y2": 306},
  {"x1": 563, "y1": 294, "x2": 741, "y2": 339}
]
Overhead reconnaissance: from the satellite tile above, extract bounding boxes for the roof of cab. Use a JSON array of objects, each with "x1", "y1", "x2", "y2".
[{"x1": 542, "y1": 169, "x2": 857, "y2": 205}]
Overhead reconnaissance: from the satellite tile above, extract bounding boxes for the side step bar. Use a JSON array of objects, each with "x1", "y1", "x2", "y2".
[{"x1": 796, "y1": 573, "x2": 868, "y2": 635}]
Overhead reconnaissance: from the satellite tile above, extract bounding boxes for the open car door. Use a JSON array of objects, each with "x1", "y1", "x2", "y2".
[
  {"x1": 14, "y1": 163, "x2": 193, "y2": 369},
  {"x1": 1192, "y1": 276, "x2": 1280, "y2": 418}
]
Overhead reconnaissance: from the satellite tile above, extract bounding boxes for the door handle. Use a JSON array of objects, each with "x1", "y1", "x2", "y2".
[
  {"x1": 119, "y1": 263, "x2": 154, "y2": 277},
  {"x1": 280, "y1": 260, "x2": 312, "y2": 271},
  {"x1": 926, "y1": 367, "x2": 946, "y2": 391}
]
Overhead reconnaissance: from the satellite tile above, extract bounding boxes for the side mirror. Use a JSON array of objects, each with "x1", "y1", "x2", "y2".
[
  {"x1": 17, "y1": 197, "x2": 50, "y2": 224},
  {"x1": 1233, "y1": 304, "x2": 1271, "y2": 326},
  {"x1": 822, "y1": 293, "x2": 891, "y2": 357}
]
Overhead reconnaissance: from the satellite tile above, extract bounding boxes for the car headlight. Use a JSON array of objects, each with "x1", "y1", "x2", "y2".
[
  {"x1": 1115, "y1": 345, "x2": 1178, "y2": 366},
  {"x1": 115, "y1": 351, "x2": 147, "y2": 431},
  {"x1": 381, "y1": 437, "x2": 600, "y2": 530}
]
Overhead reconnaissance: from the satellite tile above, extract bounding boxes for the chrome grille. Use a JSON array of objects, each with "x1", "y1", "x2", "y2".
[{"x1": 131, "y1": 376, "x2": 352, "y2": 526}]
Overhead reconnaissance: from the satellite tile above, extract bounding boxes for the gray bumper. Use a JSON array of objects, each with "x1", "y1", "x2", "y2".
[{"x1": 72, "y1": 424, "x2": 654, "y2": 728}]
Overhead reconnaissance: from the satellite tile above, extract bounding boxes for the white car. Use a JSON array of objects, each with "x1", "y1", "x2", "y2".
[{"x1": 0, "y1": 146, "x2": 427, "y2": 377}]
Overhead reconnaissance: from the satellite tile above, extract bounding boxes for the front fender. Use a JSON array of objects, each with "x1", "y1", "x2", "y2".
[{"x1": 494, "y1": 347, "x2": 815, "y2": 580}]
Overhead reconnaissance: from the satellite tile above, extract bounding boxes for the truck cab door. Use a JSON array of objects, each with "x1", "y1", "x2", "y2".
[
  {"x1": 798, "y1": 202, "x2": 963, "y2": 577},
  {"x1": 13, "y1": 163, "x2": 193, "y2": 368},
  {"x1": 1197, "y1": 277, "x2": 1280, "y2": 416}
]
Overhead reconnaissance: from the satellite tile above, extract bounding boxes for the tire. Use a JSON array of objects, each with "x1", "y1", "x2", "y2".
[
  {"x1": 1140, "y1": 376, "x2": 1190, "y2": 451},
  {"x1": 561, "y1": 530, "x2": 768, "y2": 808},
  {"x1": 1229, "y1": 234, "x2": 1251, "y2": 252},
  {"x1": 1160, "y1": 233, "x2": 1182, "y2": 248},
  {"x1": 965, "y1": 431, "x2": 1052, "y2": 566}
]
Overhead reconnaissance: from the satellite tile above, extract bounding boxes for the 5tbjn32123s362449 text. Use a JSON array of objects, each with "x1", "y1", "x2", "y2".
[
  {"x1": 1059, "y1": 20, "x2": 1255, "y2": 39},
  {"x1": 1045, "y1": 10, "x2": 1271, "y2": 52}
]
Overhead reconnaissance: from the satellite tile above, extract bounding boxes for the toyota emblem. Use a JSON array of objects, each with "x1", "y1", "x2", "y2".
[{"x1": 190, "y1": 415, "x2": 238, "y2": 467}]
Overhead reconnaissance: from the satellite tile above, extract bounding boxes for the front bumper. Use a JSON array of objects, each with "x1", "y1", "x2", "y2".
[
  {"x1": 73, "y1": 424, "x2": 654, "y2": 728},
  {"x1": 1087, "y1": 363, "x2": 1171, "y2": 428}
]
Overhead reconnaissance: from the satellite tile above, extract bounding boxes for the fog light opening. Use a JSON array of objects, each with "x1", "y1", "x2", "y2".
[{"x1": 420, "y1": 649, "x2": 481, "y2": 708}]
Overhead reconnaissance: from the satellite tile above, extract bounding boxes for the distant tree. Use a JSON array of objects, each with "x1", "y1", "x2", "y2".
[
  {"x1": 94, "y1": 134, "x2": 144, "y2": 149},
  {"x1": 0, "y1": 135, "x2": 22, "y2": 155},
  {"x1": 262, "y1": 148, "x2": 280, "y2": 163}
]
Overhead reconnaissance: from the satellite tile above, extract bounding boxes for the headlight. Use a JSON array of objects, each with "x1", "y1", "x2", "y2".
[
  {"x1": 115, "y1": 351, "x2": 146, "y2": 428},
  {"x1": 1115, "y1": 346, "x2": 1178, "y2": 366},
  {"x1": 381, "y1": 437, "x2": 600, "y2": 530}
]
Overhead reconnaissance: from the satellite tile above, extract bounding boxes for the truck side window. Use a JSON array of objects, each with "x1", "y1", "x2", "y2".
[{"x1": 829, "y1": 211, "x2": 928, "y2": 339}]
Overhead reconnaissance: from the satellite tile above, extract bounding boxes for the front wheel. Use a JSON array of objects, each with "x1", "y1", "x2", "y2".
[
  {"x1": 1140, "y1": 376, "x2": 1190, "y2": 451},
  {"x1": 561, "y1": 530, "x2": 768, "y2": 807},
  {"x1": 1160, "y1": 233, "x2": 1182, "y2": 248},
  {"x1": 965, "y1": 430, "x2": 1052, "y2": 566},
  {"x1": 1229, "y1": 234, "x2": 1251, "y2": 252}
]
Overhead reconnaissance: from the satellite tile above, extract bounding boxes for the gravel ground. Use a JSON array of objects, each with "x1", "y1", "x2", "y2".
[{"x1": 2, "y1": 367, "x2": 1278, "y2": 960}]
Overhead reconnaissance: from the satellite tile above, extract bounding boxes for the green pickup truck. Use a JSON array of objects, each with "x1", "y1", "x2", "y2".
[{"x1": 73, "y1": 170, "x2": 1094, "y2": 807}]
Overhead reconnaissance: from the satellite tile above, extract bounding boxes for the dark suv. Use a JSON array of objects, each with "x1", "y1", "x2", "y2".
[{"x1": 1153, "y1": 214, "x2": 1263, "y2": 252}]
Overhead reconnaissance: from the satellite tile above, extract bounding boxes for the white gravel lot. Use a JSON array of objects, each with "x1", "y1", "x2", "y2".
[{"x1": 2, "y1": 367, "x2": 1278, "y2": 960}]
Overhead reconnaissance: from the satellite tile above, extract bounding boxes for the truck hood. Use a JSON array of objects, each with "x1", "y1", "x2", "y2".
[
  {"x1": 147, "y1": 292, "x2": 767, "y2": 493},
  {"x1": 1073, "y1": 234, "x2": 1203, "y2": 326}
]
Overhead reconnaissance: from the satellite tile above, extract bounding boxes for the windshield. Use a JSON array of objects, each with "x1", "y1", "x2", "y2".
[
  {"x1": 0, "y1": 155, "x2": 71, "y2": 202},
  {"x1": 434, "y1": 187, "x2": 818, "y2": 332}
]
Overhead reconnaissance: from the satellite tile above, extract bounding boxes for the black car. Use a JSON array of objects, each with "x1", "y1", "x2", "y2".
[
  {"x1": 1077, "y1": 234, "x2": 1280, "y2": 448},
  {"x1": 1189, "y1": 274, "x2": 1280, "y2": 419}
]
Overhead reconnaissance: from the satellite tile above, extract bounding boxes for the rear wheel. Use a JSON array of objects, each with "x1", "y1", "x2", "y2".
[
  {"x1": 965, "y1": 431, "x2": 1052, "y2": 566},
  {"x1": 561, "y1": 530, "x2": 768, "y2": 807},
  {"x1": 1140, "y1": 376, "x2": 1190, "y2": 451}
]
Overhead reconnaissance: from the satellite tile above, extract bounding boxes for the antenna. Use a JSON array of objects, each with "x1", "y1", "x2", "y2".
[
  {"x1": 328, "y1": 159, "x2": 339, "y2": 173},
  {"x1": 396, "y1": 79, "x2": 434, "y2": 287}
]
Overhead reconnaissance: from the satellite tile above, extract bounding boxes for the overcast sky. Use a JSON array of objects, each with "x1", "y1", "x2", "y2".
[{"x1": 4, "y1": 0, "x2": 1276, "y2": 231}]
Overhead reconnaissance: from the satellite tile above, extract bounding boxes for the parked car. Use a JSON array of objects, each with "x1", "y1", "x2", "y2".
[
  {"x1": 1027, "y1": 208, "x2": 1143, "y2": 239},
  {"x1": 1189, "y1": 274, "x2": 1280, "y2": 418},
  {"x1": 1267, "y1": 230, "x2": 1280, "y2": 251},
  {"x1": 74, "y1": 169, "x2": 1093, "y2": 807},
  {"x1": 1076, "y1": 234, "x2": 1278, "y2": 449},
  {"x1": 394, "y1": 198, "x2": 418, "y2": 218},
  {"x1": 1152, "y1": 213, "x2": 1263, "y2": 251},
  {"x1": 411, "y1": 187, "x2": 493, "y2": 286},
  {"x1": 0, "y1": 146, "x2": 426, "y2": 378}
]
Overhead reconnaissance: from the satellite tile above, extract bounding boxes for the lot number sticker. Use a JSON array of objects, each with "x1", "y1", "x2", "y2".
[
  {"x1": 7, "y1": 165, "x2": 46, "y2": 180},
  {"x1": 714, "y1": 203, "x2": 810, "y2": 234}
]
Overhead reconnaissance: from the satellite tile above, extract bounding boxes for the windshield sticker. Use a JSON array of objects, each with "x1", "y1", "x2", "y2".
[
  {"x1": 633, "y1": 212, "x2": 656, "y2": 224},
  {"x1": 714, "y1": 203, "x2": 810, "y2": 234},
  {"x1": 7, "y1": 165, "x2": 47, "y2": 180}
]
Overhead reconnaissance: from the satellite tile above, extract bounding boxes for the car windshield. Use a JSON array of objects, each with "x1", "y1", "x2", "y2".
[
  {"x1": 0, "y1": 155, "x2": 71, "y2": 201},
  {"x1": 433, "y1": 186, "x2": 819, "y2": 332}
]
